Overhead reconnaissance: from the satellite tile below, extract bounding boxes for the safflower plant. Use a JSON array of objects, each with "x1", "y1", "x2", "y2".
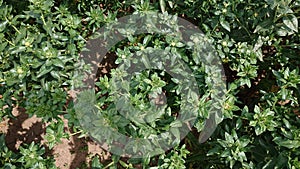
[{"x1": 0, "y1": 0, "x2": 299, "y2": 168}]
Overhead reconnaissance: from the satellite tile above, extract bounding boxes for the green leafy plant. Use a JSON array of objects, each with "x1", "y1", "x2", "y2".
[
  {"x1": 0, "y1": 0, "x2": 300, "y2": 168},
  {"x1": 0, "y1": 134, "x2": 57, "y2": 169}
]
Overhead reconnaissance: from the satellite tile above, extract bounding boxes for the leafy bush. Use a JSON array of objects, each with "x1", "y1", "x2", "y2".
[
  {"x1": 0, "y1": 0, "x2": 299, "y2": 168},
  {"x1": 0, "y1": 134, "x2": 57, "y2": 168}
]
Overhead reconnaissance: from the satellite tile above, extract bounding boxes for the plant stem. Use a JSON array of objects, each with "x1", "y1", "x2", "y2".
[
  {"x1": 70, "y1": 130, "x2": 83, "y2": 136},
  {"x1": 4, "y1": 38, "x2": 15, "y2": 46},
  {"x1": 103, "y1": 161, "x2": 114, "y2": 169}
]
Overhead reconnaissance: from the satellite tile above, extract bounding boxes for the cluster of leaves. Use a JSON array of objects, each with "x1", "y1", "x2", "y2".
[
  {"x1": 0, "y1": 0, "x2": 113, "y2": 167},
  {"x1": 162, "y1": 0, "x2": 300, "y2": 168},
  {"x1": 0, "y1": 134, "x2": 57, "y2": 168},
  {"x1": 0, "y1": 0, "x2": 300, "y2": 168},
  {"x1": 0, "y1": 0, "x2": 84, "y2": 120}
]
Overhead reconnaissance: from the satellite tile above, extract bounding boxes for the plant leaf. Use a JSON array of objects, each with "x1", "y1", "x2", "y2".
[
  {"x1": 159, "y1": 0, "x2": 166, "y2": 13},
  {"x1": 283, "y1": 14, "x2": 298, "y2": 32},
  {"x1": 220, "y1": 17, "x2": 230, "y2": 32}
]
